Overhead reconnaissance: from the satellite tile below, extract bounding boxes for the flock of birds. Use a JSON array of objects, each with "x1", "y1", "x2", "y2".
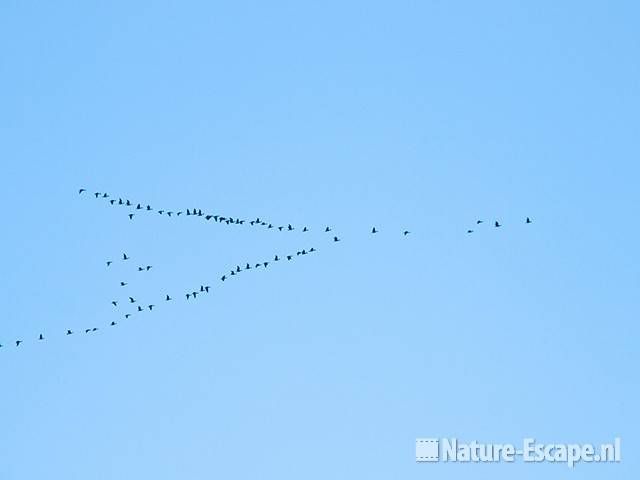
[{"x1": 1, "y1": 188, "x2": 533, "y2": 350}]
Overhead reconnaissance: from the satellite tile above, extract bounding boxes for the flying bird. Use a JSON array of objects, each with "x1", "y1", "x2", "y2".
[
  {"x1": 148, "y1": 305, "x2": 154, "y2": 311},
  {"x1": 66, "y1": 330, "x2": 73, "y2": 335},
  {"x1": 477, "y1": 220, "x2": 484, "y2": 224},
  {"x1": 110, "y1": 321, "x2": 117, "y2": 326},
  {"x1": 125, "y1": 314, "x2": 131, "y2": 319},
  {"x1": 303, "y1": 227, "x2": 308, "y2": 232},
  {"x1": 403, "y1": 230, "x2": 410, "y2": 236},
  {"x1": 111, "y1": 301, "x2": 118, "y2": 307},
  {"x1": 129, "y1": 297, "x2": 136, "y2": 303},
  {"x1": 166, "y1": 295, "x2": 172, "y2": 301},
  {"x1": 334, "y1": 236, "x2": 340, "y2": 242},
  {"x1": 128, "y1": 214, "x2": 134, "y2": 220},
  {"x1": 94, "y1": 192, "x2": 100, "y2": 198},
  {"x1": 79, "y1": 188, "x2": 86, "y2": 194},
  {"x1": 221, "y1": 275, "x2": 226, "y2": 281},
  {"x1": 123, "y1": 253, "x2": 129, "y2": 260},
  {"x1": 38, "y1": 334, "x2": 44, "y2": 340},
  {"x1": 526, "y1": 217, "x2": 532, "y2": 224},
  {"x1": 107, "y1": 261, "x2": 112, "y2": 266},
  {"x1": 274, "y1": 255, "x2": 279, "y2": 261},
  {"x1": 204, "y1": 286, "x2": 210, "y2": 293},
  {"x1": 325, "y1": 227, "x2": 331, "y2": 232},
  {"x1": 494, "y1": 221, "x2": 501, "y2": 228},
  {"x1": 288, "y1": 224, "x2": 293, "y2": 231},
  {"x1": 287, "y1": 255, "x2": 292, "y2": 260},
  {"x1": 16, "y1": 340, "x2": 22, "y2": 346},
  {"x1": 467, "y1": 230, "x2": 474, "y2": 234},
  {"x1": 137, "y1": 306, "x2": 143, "y2": 312},
  {"x1": 372, "y1": 227, "x2": 378, "y2": 233},
  {"x1": 120, "y1": 282, "x2": 127, "y2": 286}
]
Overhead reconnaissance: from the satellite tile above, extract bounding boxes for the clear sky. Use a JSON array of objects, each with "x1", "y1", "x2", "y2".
[{"x1": 1, "y1": 1, "x2": 638, "y2": 478}]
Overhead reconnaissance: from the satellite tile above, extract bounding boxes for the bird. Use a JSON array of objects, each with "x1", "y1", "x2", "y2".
[
  {"x1": 526, "y1": 217, "x2": 532, "y2": 224},
  {"x1": 110, "y1": 321, "x2": 117, "y2": 326},
  {"x1": 254, "y1": 263, "x2": 261, "y2": 268},
  {"x1": 221, "y1": 275, "x2": 226, "y2": 281},
  {"x1": 167, "y1": 211, "x2": 173, "y2": 217},
  {"x1": 288, "y1": 224, "x2": 293, "y2": 231},
  {"x1": 137, "y1": 306, "x2": 143, "y2": 312},
  {"x1": 125, "y1": 200, "x2": 131, "y2": 206},
  {"x1": 325, "y1": 227, "x2": 331, "y2": 232},
  {"x1": 477, "y1": 220, "x2": 484, "y2": 224},
  {"x1": 128, "y1": 214, "x2": 134, "y2": 220},
  {"x1": 192, "y1": 292, "x2": 198, "y2": 298},
  {"x1": 120, "y1": 282, "x2": 127, "y2": 286},
  {"x1": 66, "y1": 329, "x2": 73, "y2": 335},
  {"x1": 92, "y1": 328, "x2": 98, "y2": 332},
  {"x1": 176, "y1": 211, "x2": 183, "y2": 216},
  {"x1": 245, "y1": 263, "x2": 251, "y2": 270},
  {"x1": 147, "y1": 265, "x2": 154, "y2": 271},
  {"x1": 110, "y1": 199, "x2": 116, "y2": 205},
  {"x1": 287, "y1": 255, "x2": 292, "y2": 260},
  {"x1": 158, "y1": 210, "x2": 164, "y2": 214},
  {"x1": 372, "y1": 227, "x2": 378, "y2": 233},
  {"x1": 138, "y1": 267, "x2": 144, "y2": 271},
  {"x1": 186, "y1": 293, "x2": 191, "y2": 299},
  {"x1": 301, "y1": 250, "x2": 307, "y2": 255},
  {"x1": 303, "y1": 227, "x2": 308, "y2": 232},
  {"x1": 278, "y1": 226, "x2": 283, "y2": 231},
  {"x1": 236, "y1": 265, "x2": 241, "y2": 273},
  {"x1": 467, "y1": 230, "x2": 474, "y2": 234},
  {"x1": 403, "y1": 230, "x2": 410, "y2": 236},
  {"x1": 38, "y1": 334, "x2": 44, "y2": 340},
  {"x1": 102, "y1": 193, "x2": 108, "y2": 198},
  {"x1": 263, "y1": 262, "x2": 269, "y2": 267},
  {"x1": 309, "y1": 247, "x2": 316, "y2": 252},
  {"x1": 107, "y1": 261, "x2": 112, "y2": 266},
  {"x1": 204, "y1": 286, "x2": 210, "y2": 293},
  {"x1": 148, "y1": 305, "x2": 154, "y2": 311},
  {"x1": 230, "y1": 270, "x2": 236, "y2": 276},
  {"x1": 125, "y1": 314, "x2": 131, "y2": 319},
  {"x1": 274, "y1": 255, "x2": 279, "y2": 261},
  {"x1": 268, "y1": 224, "x2": 273, "y2": 229},
  {"x1": 129, "y1": 297, "x2": 136, "y2": 303},
  {"x1": 94, "y1": 192, "x2": 100, "y2": 198},
  {"x1": 166, "y1": 295, "x2": 172, "y2": 301},
  {"x1": 205, "y1": 215, "x2": 213, "y2": 220},
  {"x1": 118, "y1": 198, "x2": 123, "y2": 205},
  {"x1": 16, "y1": 340, "x2": 22, "y2": 346},
  {"x1": 111, "y1": 301, "x2": 118, "y2": 307},
  {"x1": 334, "y1": 236, "x2": 340, "y2": 242},
  {"x1": 123, "y1": 253, "x2": 129, "y2": 260},
  {"x1": 85, "y1": 329, "x2": 91, "y2": 333},
  {"x1": 200, "y1": 285, "x2": 205, "y2": 292},
  {"x1": 494, "y1": 221, "x2": 501, "y2": 228},
  {"x1": 78, "y1": 188, "x2": 86, "y2": 194},
  {"x1": 136, "y1": 204, "x2": 142, "y2": 210},
  {"x1": 146, "y1": 205, "x2": 152, "y2": 211}
]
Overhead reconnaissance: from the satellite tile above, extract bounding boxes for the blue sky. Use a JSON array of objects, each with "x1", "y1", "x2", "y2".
[{"x1": 1, "y1": 1, "x2": 638, "y2": 478}]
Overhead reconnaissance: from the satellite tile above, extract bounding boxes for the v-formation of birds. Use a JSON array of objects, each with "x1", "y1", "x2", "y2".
[{"x1": 1, "y1": 188, "x2": 533, "y2": 349}]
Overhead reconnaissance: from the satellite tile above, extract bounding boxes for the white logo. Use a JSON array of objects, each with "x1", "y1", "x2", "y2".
[{"x1": 416, "y1": 437, "x2": 621, "y2": 468}]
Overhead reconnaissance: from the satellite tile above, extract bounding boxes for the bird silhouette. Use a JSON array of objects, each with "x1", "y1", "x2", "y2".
[
  {"x1": 494, "y1": 221, "x2": 501, "y2": 227},
  {"x1": 38, "y1": 334, "x2": 44, "y2": 340},
  {"x1": 467, "y1": 230, "x2": 474, "y2": 234},
  {"x1": 303, "y1": 227, "x2": 308, "y2": 232},
  {"x1": 288, "y1": 224, "x2": 293, "y2": 231},
  {"x1": 334, "y1": 236, "x2": 340, "y2": 242},
  {"x1": 245, "y1": 263, "x2": 251, "y2": 270},
  {"x1": 126, "y1": 200, "x2": 131, "y2": 206},
  {"x1": 287, "y1": 255, "x2": 292, "y2": 260},
  {"x1": 16, "y1": 340, "x2": 22, "y2": 346},
  {"x1": 372, "y1": 227, "x2": 378, "y2": 233},
  {"x1": 166, "y1": 295, "x2": 172, "y2": 301},
  {"x1": 120, "y1": 282, "x2": 127, "y2": 286},
  {"x1": 204, "y1": 286, "x2": 210, "y2": 293},
  {"x1": 123, "y1": 253, "x2": 129, "y2": 260},
  {"x1": 477, "y1": 220, "x2": 484, "y2": 224},
  {"x1": 200, "y1": 285, "x2": 205, "y2": 292},
  {"x1": 79, "y1": 188, "x2": 86, "y2": 194},
  {"x1": 221, "y1": 275, "x2": 226, "y2": 281},
  {"x1": 66, "y1": 330, "x2": 73, "y2": 335},
  {"x1": 118, "y1": 198, "x2": 123, "y2": 205},
  {"x1": 94, "y1": 192, "x2": 100, "y2": 198},
  {"x1": 526, "y1": 217, "x2": 532, "y2": 224},
  {"x1": 107, "y1": 261, "x2": 112, "y2": 266},
  {"x1": 274, "y1": 255, "x2": 279, "y2": 261},
  {"x1": 263, "y1": 262, "x2": 269, "y2": 267},
  {"x1": 148, "y1": 305, "x2": 154, "y2": 311},
  {"x1": 325, "y1": 227, "x2": 331, "y2": 232},
  {"x1": 102, "y1": 193, "x2": 108, "y2": 198},
  {"x1": 236, "y1": 265, "x2": 241, "y2": 273},
  {"x1": 85, "y1": 329, "x2": 91, "y2": 333},
  {"x1": 110, "y1": 199, "x2": 116, "y2": 205},
  {"x1": 128, "y1": 214, "x2": 134, "y2": 220},
  {"x1": 167, "y1": 211, "x2": 173, "y2": 217},
  {"x1": 146, "y1": 205, "x2": 152, "y2": 211},
  {"x1": 403, "y1": 230, "x2": 410, "y2": 236},
  {"x1": 125, "y1": 314, "x2": 131, "y2": 319},
  {"x1": 129, "y1": 297, "x2": 136, "y2": 303},
  {"x1": 186, "y1": 293, "x2": 191, "y2": 299},
  {"x1": 110, "y1": 321, "x2": 117, "y2": 326},
  {"x1": 137, "y1": 306, "x2": 143, "y2": 312},
  {"x1": 309, "y1": 247, "x2": 316, "y2": 252},
  {"x1": 111, "y1": 301, "x2": 118, "y2": 307},
  {"x1": 138, "y1": 267, "x2": 144, "y2": 271},
  {"x1": 136, "y1": 204, "x2": 142, "y2": 210}
]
